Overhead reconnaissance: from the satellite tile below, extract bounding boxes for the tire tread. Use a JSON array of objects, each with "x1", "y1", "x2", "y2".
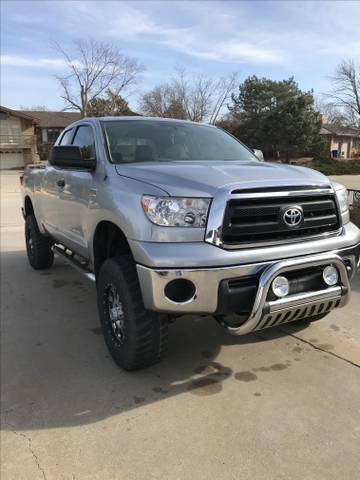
[
  {"x1": 25, "y1": 215, "x2": 54, "y2": 270},
  {"x1": 97, "y1": 256, "x2": 168, "y2": 371}
]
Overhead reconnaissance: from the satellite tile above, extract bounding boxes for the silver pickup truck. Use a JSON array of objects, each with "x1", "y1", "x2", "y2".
[{"x1": 21, "y1": 117, "x2": 360, "y2": 370}]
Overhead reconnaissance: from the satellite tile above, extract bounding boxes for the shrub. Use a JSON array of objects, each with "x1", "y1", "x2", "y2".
[{"x1": 312, "y1": 157, "x2": 360, "y2": 175}]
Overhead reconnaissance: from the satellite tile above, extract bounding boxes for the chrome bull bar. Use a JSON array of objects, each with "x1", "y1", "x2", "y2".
[{"x1": 226, "y1": 253, "x2": 351, "y2": 336}]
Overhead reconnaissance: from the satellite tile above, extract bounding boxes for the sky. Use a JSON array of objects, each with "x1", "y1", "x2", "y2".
[{"x1": 1, "y1": 0, "x2": 360, "y2": 114}]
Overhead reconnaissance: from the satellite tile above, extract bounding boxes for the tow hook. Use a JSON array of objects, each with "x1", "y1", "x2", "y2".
[
  {"x1": 213, "y1": 316, "x2": 231, "y2": 329},
  {"x1": 168, "y1": 315, "x2": 177, "y2": 324}
]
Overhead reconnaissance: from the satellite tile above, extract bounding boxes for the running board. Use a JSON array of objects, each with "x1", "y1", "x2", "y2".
[{"x1": 52, "y1": 246, "x2": 96, "y2": 282}]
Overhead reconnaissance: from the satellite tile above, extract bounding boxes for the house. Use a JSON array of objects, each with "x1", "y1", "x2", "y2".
[
  {"x1": 19, "y1": 110, "x2": 81, "y2": 161},
  {"x1": 319, "y1": 115, "x2": 360, "y2": 159},
  {"x1": 0, "y1": 106, "x2": 39, "y2": 169}
]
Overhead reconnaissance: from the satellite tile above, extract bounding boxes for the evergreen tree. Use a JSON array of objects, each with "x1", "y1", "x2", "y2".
[
  {"x1": 87, "y1": 90, "x2": 132, "y2": 117},
  {"x1": 227, "y1": 76, "x2": 324, "y2": 161}
]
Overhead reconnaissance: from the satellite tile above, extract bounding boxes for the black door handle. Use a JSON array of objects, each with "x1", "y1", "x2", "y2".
[{"x1": 57, "y1": 179, "x2": 65, "y2": 187}]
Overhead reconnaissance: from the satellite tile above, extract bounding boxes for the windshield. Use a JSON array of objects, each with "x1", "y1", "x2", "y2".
[{"x1": 102, "y1": 119, "x2": 257, "y2": 164}]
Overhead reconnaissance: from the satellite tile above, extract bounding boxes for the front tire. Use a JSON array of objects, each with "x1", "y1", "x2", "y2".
[
  {"x1": 97, "y1": 256, "x2": 168, "y2": 371},
  {"x1": 25, "y1": 214, "x2": 54, "y2": 270}
]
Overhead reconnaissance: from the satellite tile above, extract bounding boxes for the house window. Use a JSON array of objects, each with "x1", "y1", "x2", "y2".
[
  {"x1": 1, "y1": 122, "x2": 21, "y2": 142},
  {"x1": 42, "y1": 128, "x2": 62, "y2": 143},
  {"x1": 354, "y1": 138, "x2": 360, "y2": 148},
  {"x1": 0, "y1": 112, "x2": 7, "y2": 120}
]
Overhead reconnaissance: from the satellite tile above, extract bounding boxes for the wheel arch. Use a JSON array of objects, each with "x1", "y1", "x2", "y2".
[
  {"x1": 24, "y1": 195, "x2": 34, "y2": 217},
  {"x1": 93, "y1": 221, "x2": 132, "y2": 278}
]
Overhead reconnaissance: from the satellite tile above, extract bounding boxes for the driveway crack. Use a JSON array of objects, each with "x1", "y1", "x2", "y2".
[
  {"x1": 276, "y1": 328, "x2": 360, "y2": 369},
  {"x1": 3, "y1": 411, "x2": 47, "y2": 480}
]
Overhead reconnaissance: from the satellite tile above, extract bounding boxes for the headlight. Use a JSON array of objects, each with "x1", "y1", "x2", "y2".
[
  {"x1": 335, "y1": 185, "x2": 349, "y2": 215},
  {"x1": 142, "y1": 196, "x2": 211, "y2": 227}
]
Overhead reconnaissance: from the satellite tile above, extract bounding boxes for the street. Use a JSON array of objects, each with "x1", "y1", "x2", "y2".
[{"x1": 1, "y1": 170, "x2": 360, "y2": 480}]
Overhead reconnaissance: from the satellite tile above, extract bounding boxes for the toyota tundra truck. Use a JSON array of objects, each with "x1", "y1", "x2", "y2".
[{"x1": 21, "y1": 117, "x2": 360, "y2": 370}]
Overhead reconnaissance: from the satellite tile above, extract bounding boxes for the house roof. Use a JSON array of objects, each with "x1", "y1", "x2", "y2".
[
  {"x1": 0, "y1": 105, "x2": 40, "y2": 124},
  {"x1": 18, "y1": 111, "x2": 82, "y2": 128},
  {"x1": 320, "y1": 123, "x2": 360, "y2": 137}
]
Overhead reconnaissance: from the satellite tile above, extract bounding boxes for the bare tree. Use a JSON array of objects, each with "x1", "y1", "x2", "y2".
[
  {"x1": 323, "y1": 58, "x2": 360, "y2": 127},
  {"x1": 314, "y1": 97, "x2": 347, "y2": 124},
  {"x1": 49, "y1": 37, "x2": 146, "y2": 118},
  {"x1": 19, "y1": 104, "x2": 50, "y2": 111},
  {"x1": 140, "y1": 66, "x2": 239, "y2": 124}
]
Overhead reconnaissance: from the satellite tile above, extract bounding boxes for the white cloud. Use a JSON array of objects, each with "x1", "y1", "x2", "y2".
[
  {"x1": 12, "y1": 1, "x2": 357, "y2": 69},
  {"x1": 1, "y1": 56, "x2": 66, "y2": 69},
  {"x1": 100, "y1": 2, "x2": 284, "y2": 65},
  {"x1": 158, "y1": 36, "x2": 283, "y2": 64},
  {"x1": 1, "y1": 0, "x2": 360, "y2": 109}
]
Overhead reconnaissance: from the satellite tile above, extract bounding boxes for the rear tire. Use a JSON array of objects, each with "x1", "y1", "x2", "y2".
[
  {"x1": 25, "y1": 214, "x2": 54, "y2": 270},
  {"x1": 97, "y1": 256, "x2": 168, "y2": 371}
]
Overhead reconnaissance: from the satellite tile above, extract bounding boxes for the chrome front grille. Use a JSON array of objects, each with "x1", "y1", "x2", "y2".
[{"x1": 222, "y1": 195, "x2": 340, "y2": 245}]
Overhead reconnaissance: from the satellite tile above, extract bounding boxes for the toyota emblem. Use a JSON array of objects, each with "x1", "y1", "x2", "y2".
[{"x1": 283, "y1": 207, "x2": 302, "y2": 227}]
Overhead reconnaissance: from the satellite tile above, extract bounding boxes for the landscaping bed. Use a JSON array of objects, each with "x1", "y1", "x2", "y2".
[{"x1": 297, "y1": 157, "x2": 360, "y2": 175}]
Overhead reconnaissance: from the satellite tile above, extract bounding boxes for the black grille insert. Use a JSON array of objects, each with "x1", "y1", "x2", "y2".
[{"x1": 222, "y1": 195, "x2": 340, "y2": 245}]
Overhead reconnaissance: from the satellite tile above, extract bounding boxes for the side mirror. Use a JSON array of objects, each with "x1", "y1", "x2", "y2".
[
  {"x1": 49, "y1": 145, "x2": 96, "y2": 169},
  {"x1": 251, "y1": 148, "x2": 264, "y2": 161}
]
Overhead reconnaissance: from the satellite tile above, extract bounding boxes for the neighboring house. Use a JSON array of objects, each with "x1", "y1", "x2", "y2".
[
  {"x1": 19, "y1": 110, "x2": 81, "y2": 160},
  {"x1": 319, "y1": 115, "x2": 360, "y2": 159},
  {"x1": 0, "y1": 106, "x2": 39, "y2": 169}
]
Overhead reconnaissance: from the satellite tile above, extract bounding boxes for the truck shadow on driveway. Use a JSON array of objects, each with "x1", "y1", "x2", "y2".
[{"x1": 1, "y1": 250, "x2": 354, "y2": 432}]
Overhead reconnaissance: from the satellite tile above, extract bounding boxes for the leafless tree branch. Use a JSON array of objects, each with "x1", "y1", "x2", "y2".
[
  {"x1": 139, "y1": 66, "x2": 240, "y2": 124},
  {"x1": 323, "y1": 58, "x2": 360, "y2": 127},
  {"x1": 48, "y1": 37, "x2": 146, "y2": 117}
]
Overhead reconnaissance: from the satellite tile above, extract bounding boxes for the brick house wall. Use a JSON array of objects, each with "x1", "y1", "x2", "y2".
[
  {"x1": 320, "y1": 120, "x2": 360, "y2": 159},
  {"x1": 0, "y1": 106, "x2": 39, "y2": 168},
  {"x1": 19, "y1": 111, "x2": 82, "y2": 161}
]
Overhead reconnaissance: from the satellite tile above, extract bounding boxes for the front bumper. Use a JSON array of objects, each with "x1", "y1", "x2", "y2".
[{"x1": 136, "y1": 243, "x2": 359, "y2": 335}]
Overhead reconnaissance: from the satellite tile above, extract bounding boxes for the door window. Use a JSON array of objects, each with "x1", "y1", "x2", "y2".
[
  {"x1": 72, "y1": 125, "x2": 95, "y2": 159},
  {"x1": 59, "y1": 129, "x2": 73, "y2": 145}
]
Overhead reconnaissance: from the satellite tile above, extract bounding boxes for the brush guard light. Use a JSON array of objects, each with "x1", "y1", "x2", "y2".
[
  {"x1": 272, "y1": 276, "x2": 290, "y2": 298},
  {"x1": 323, "y1": 265, "x2": 338, "y2": 286}
]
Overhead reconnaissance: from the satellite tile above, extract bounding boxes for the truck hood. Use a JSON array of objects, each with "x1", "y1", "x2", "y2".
[{"x1": 115, "y1": 161, "x2": 331, "y2": 197}]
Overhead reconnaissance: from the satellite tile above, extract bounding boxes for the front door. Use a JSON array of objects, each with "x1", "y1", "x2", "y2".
[
  {"x1": 56, "y1": 124, "x2": 98, "y2": 259},
  {"x1": 340, "y1": 142, "x2": 349, "y2": 158}
]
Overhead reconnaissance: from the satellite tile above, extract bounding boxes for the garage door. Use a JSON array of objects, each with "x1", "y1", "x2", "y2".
[{"x1": 0, "y1": 151, "x2": 24, "y2": 169}]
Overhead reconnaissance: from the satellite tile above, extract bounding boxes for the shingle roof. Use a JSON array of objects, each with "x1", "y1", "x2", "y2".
[
  {"x1": 320, "y1": 123, "x2": 360, "y2": 137},
  {"x1": 18, "y1": 111, "x2": 82, "y2": 128},
  {"x1": 0, "y1": 105, "x2": 40, "y2": 123}
]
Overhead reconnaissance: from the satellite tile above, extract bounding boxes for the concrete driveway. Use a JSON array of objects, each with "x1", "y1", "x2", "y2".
[
  {"x1": 1, "y1": 171, "x2": 360, "y2": 480},
  {"x1": 328, "y1": 175, "x2": 359, "y2": 190}
]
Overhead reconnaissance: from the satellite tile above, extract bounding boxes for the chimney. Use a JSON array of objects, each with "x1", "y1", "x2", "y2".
[{"x1": 319, "y1": 114, "x2": 326, "y2": 123}]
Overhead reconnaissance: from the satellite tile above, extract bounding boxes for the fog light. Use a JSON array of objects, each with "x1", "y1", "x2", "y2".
[
  {"x1": 164, "y1": 279, "x2": 196, "y2": 304},
  {"x1": 272, "y1": 276, "x2": 289, "y2": 298},
  {"x1": 323, "y1": 266, "x2": 338, "y2": 286}
]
